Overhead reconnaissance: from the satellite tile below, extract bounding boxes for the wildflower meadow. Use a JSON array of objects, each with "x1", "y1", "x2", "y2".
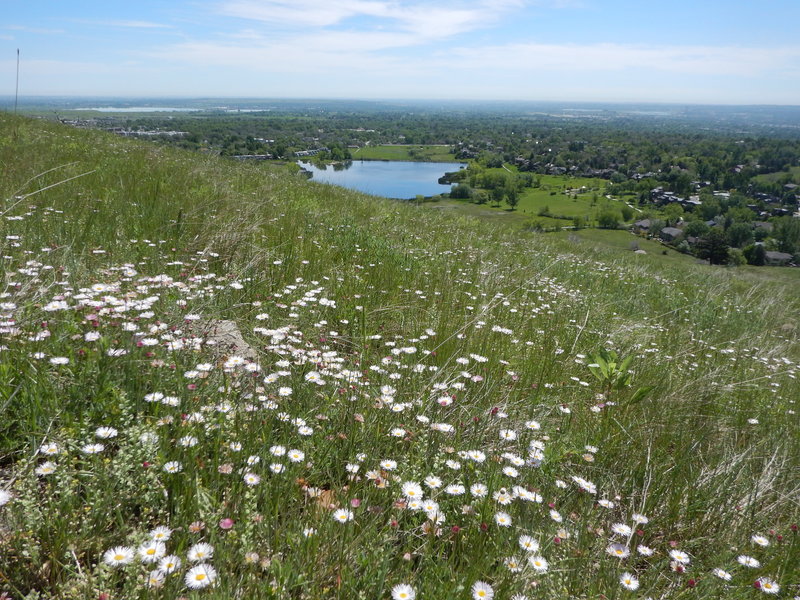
[{"x1": 0, "y1": 115, "x2": 798, "y2": 599}]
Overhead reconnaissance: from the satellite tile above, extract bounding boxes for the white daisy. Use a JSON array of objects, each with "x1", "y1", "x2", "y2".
[
  {"x1": 391, "y1": 583, "x2": 416, "y2": 600},
  {"x1": 332, "y1": 508, "x2": 354, "y2": 523},
  {"x1": 472, "y1": 580, "x2": 494, "y2": 599},
  {"x1": 619, "y1": 572, "x2": 639, "y2": 591},
  {"x1": 138, "y1": 541, "x2": 166, "y2": 564},
  {"x1": 187, "y1": 542, "x2": 214, "y2": 562},
  {"x1": 185, "y1": 564, "x2": 217, "y2": 589},
  {"x1": 158, "y1": 555, "x2": 182, "y2": 574},
  {"x1": 103, "y1": 546, "x2": 135, "y2": 567}
]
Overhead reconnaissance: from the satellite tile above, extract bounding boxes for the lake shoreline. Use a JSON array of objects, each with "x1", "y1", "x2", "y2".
[{"x1": 298, "y1": 159, "x2": 466, "y2": 200}]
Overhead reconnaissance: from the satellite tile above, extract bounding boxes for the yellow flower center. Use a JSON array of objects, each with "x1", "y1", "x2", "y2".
[
  {"x1": 196, "y1": 574, "x2": 206, "y2": 581},
  {"x1": 114, "y1": 554, "x2": 124, "y2": 561}
]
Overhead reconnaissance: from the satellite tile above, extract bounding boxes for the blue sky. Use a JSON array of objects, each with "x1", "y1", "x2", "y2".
[{"x1": 2, "y1": 0, "x2": 799, "y2": 104}]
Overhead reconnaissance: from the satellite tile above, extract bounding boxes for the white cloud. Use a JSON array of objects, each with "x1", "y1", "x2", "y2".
[
  {"x1": 158, "y1": 34, "x2": 800, "y2": 80},
  {"x1": 155, "y1": 38, "x2": 401, "y2": 72},
  {"x1": 441, "y1": 42, "x2": 800, "y2": 77},
  {"x1": 145, "y1": 33, "x2": 800, "y2": 104},
  {"x1": 100, "y1": 20, "x2": 174, "y2": 29},
  {"x1": 3, "y1": 25, "x2": 65, "y2": 35},
  {"x1": 216, "y1": 0, "x2": 524, "y2": 39},
  {"x1": 218, "y1": 0, "x2": 396, "y2": 28}
]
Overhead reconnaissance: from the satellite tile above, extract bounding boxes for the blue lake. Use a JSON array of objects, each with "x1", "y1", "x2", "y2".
[{"x1": 299, "y1": 160, "x2": 466, "y2": 199}]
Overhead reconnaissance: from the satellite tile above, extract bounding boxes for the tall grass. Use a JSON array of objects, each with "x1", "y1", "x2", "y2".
[{"x1": 0, "y1": 114, "x2": 797, "y2": 599}]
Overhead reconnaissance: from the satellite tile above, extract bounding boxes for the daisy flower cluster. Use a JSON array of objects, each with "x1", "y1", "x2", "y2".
[{"x1": 103, "y1": 528, "x2": 217, "y2": 590}]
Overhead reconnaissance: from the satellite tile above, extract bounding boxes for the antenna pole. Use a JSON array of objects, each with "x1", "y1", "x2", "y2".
[{"x1": 14, "y1": 49, "x2": 20, "y2": 115}]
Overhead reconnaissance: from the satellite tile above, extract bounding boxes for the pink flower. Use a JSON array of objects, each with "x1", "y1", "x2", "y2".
[{"x1": 218, "y1": 518, "x2": 234, "y2": 530}]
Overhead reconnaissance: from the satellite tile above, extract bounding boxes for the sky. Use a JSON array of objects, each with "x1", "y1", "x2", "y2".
[{"x1": 2, "y1": 0, "x2": 800, "y2": 104}]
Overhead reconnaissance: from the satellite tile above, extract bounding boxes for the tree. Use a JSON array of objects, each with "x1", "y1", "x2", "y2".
[
  {"x1": 683, "y1": 220, "x2": 709, "y2": 238},
  {"x1": 647, "y1": 218, "x2": 666, "y2": 238},
  {"x1": 727, "y1": 248, "x2": 747, "y2": 266},
  {"x1": 506, "y1": 188, "x2": 519, "y2": 211},
  {"x1": 728, "y1": 206, "x2": 754, "y2": 224},
  {"x1": 698, "y1": 198, "x2": 720, "y2": 221},
  {"x1": 491, "y1": 187, "x2": 505, "y2": 207},
  {"x1": 774, "y1": 217, "x2": 800, "y2": 255},
  {"x1": 743, "y1": 244, "x2": 766, "y2": 266},
  {"x1": 663, "y1": 203, "x2": 684, "y2": 227},
  {"x1": 726, "y1": 222, "x2": 753, "y2": 248},
  {"x1": 598, "y1": 209, "x2": 621, "y2": 229},
  {"x1": 505, "y1": 178, "x2": 520, "y2": 210},
  {"x1": 450, "y1": 184, "x2": 473, "y2": 200},
  {"x1": 620, "y1": 205, "x2": 634, "y2": 221},
  {"x1": 696, "y1": 228, "x2": 730, "y2": 265}
]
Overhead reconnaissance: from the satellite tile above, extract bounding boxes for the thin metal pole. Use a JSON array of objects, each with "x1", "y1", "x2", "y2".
[{"x1": 14, "y1": 49, "x2": 20, "y2": 115}]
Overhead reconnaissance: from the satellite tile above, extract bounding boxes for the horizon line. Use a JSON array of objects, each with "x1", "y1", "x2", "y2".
[{"x1": 2, "y1": 95, "x2": 800, "y2": 109}]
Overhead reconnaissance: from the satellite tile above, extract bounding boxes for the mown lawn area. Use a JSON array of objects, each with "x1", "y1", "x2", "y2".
[
  {"x1": 752, "y1": 165, "x2": 800, "y2": 184},
  {"x1": 352, "y1": 144, "x2": 458, "y2": 161},
  {"x1": 443, "y1": 171, "x2": 638, "y2": 227}
]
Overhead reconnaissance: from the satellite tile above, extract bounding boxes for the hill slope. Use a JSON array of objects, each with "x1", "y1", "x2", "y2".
[{"x1": 0, "y1": 115, "x2": 798, "y2": 599}]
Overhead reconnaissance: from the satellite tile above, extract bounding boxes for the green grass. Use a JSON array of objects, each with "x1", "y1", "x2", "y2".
[
  {"x1": 0, "y1": 114, "x2": 798, "y2": 600},
  {"x1": 351, "y1": 144, "x2": 457, "y2": 161},
  {"x1": 549, "y1": 228, "x2": 699, "y2": 265},
  {"x1": 442, "y1": 172, "x2": 635, "y2": 228},
  {"x1": 753, "y1": 166, "x2": 800, "y2": 184}
]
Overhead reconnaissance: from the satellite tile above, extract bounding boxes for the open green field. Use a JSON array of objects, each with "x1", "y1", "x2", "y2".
[
  {"x1": 549, "y1": 228, "x2": 699, "y2": 266},
  {"x1": 0, "y1": 115, "x2": 797, "y2": 600},
  {"x1": 444, "y1": 170, "x2": 637, "y2": 228},
  {"x1": 753, "y1": 166, "x2": 800, "y2": 184},
  {"x1": 352, "y1": 144, "x2": 457, "y2": 161},
  {"x1": 513, "y1": 174, "x2": 638, "y2": 226}
]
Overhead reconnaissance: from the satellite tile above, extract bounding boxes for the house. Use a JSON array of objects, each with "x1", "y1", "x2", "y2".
[
  {"x1": 681, "y1": 196, "x2": 702, "y2": 210},
  {"x1": 660, "y1": 227, "x2": 684, "y2": 242},
  {"x1": 650, "y1": 187, "x2": 687, "y2": 207},
  {"x1": 752, "y1": 222, "x2": 773, "y2": 233},
  {"x1": 632, "y1": 219, "x2": 651, "y2": 233},
  {"x1": 765, "y1": 251, "x2": 793, "y2": 266}
]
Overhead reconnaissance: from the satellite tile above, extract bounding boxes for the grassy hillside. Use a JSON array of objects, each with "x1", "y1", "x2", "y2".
[{"x1": 0, "y1": 114, "x2": 798, "y2": 600}]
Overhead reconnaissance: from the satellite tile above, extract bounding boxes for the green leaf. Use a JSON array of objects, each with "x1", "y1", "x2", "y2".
[{"x1": 629, "y1": 386, "x2": 653, "y2": 404}]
